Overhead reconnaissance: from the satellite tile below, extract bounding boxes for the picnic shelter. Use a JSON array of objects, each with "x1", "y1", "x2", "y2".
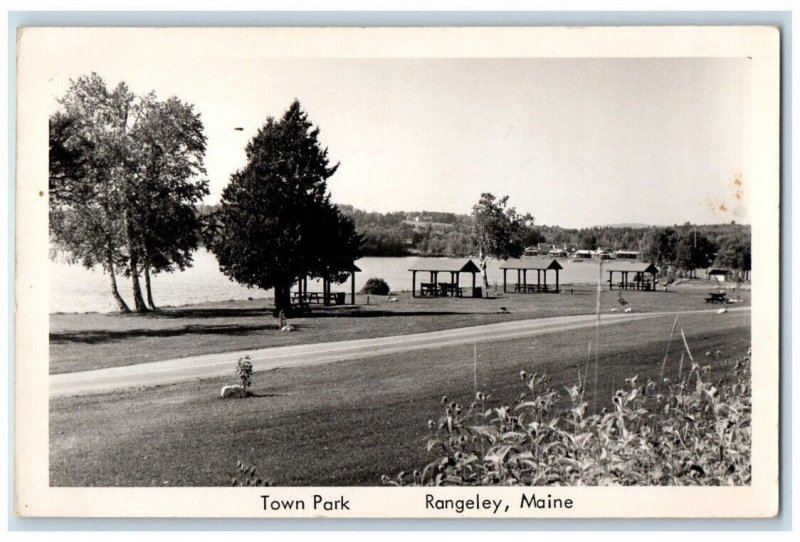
[
  {"x1": 294, "y1": 263, "x2": 361, "y2": 306},
  {"x1": 605, "y1": 262, "x2": 659, "y2": 291},
  {"x1": 499, "y1": 257, "x2": 563, "y2": 294},
  {"x1": 408, "y1": 258, "x2": 481, "y2": 298}
]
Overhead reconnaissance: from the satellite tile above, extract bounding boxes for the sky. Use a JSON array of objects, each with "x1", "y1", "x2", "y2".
[{"x1": 43, "y1": 39, "x2": 751, "y2": 228}]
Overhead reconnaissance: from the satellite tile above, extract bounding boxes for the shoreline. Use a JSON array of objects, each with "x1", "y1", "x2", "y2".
[{"x1": 49, "y1": 277, "x2": 752, "y2": 316}]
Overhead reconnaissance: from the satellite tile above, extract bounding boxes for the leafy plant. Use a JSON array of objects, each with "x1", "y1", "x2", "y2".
[
  {"x1": 235, "y1": 355, "x2": 254, "y2": 397},
  {"x1": 232, "y1": 460, "x2": 271, "y2": 487},
  {"x1": 360, "y1": 277, "x2": 391, "y2": 295},
  {"x1": 384, "y1": 352, "x2": 751, "y2": 486}
]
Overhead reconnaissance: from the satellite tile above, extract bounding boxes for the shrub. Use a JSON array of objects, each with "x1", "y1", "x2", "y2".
[
  {"x1": 383, "y1": 353, "x2": 751, "y2": 486},
  {"x1": 232, "y1": 460, "x2": 271, "y2": 487},
  {"x1": 360, "y1": 277, "x2": 391, "y2": 295},
  {"x1": 235, "y1": 355, "x2": 254, "y2": 397}
]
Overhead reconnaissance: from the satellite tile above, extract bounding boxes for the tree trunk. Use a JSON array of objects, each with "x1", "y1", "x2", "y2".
[
  {"x1": 124, "y1": 210, "x2": 148, "y2": 312},
  {"x1": 129, "y1": 258, "x2": 148, "y2": 312},
  {"x1": 107, "y1": 248, "x2": 130, "y2": 313},
  {"x1": 273, "y1": 281, "x2": 293, "y2": 316},
  {"x1": 144, "y1": 262, "x2": 157, "y2": 310},
  {"x1": 480, "y1": 257, "x2": 490, "y2": 298}
]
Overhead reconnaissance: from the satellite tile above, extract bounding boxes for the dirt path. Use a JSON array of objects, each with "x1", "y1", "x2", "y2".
[{"x1": 50, "y1": 307, "x2": 749, "y2": 397}]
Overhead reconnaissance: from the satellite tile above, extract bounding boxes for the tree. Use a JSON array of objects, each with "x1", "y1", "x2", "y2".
[
  {"x1": 128, "y1": 94, "x2": 210, "y2": 308},
  {"x1": 50, "y1": 73, "x2": 209, "y2": 312},
  {"x1": 210, "y1": 100, "x2": 362, "y2": 314},
  {"x1": 716, "y1": 234, "x2": 751, "y2": 281},
  {"x1": 578, "y1": 232, "x2": 598, "y2": 250},
  {"x1": 49, "y1": 75, "x2": 137, "y2": 312},
  {"x1": 471, "y1": 193, "x2": 532, "y2": 297},
  {"x1": 639, "y1": 227, "x2": 678, "y2": 269},
  {"x1": 674, "y1": 229, "x2": 716, "y2": 278}
]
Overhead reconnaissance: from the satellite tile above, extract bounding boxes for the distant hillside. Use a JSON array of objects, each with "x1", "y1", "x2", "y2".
[{"x1": 197, "y1": 203, "x2": 749, "y2": 261}]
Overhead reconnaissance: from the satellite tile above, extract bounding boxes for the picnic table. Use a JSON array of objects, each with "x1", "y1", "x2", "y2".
[
  {"x1": 419, "y1": 282, "x2": 464, "y2": 297},
  {"x1": 705, "y1": 292, "x2": 728, "y2": 304},
  {"x1": 293, "y1": 291, "x2": 346, "y2": 305},
  {"x1": 513, "y1": 284, "x2": 548, "y2": 293},
  {"x1": 439, "y1": 283, "x2": 465, "y2": 297}
]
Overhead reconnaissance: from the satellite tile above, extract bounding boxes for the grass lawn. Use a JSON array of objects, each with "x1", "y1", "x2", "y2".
[
  {"x1": 50, "y1": 310, "x2": 750, "y2": 487},
  {"x1": 49, "y1": 282, "x2": 749, "y2": 374}
]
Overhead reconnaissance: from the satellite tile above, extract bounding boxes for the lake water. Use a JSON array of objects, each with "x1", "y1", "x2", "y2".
[{"x1": 50, "y1": 250, "x2": 606, "y2": 313}]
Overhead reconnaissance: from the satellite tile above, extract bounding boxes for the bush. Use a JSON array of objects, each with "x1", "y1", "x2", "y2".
[
  {"x1": 232, "y1": 460, "x2": 271, "y2": 487},
  {"x1": 383, "y1": 353, "x2": 751, "y2": 486},
  {"x1": 360, "y1": 277, "x2": 391, "y2": 295},
  {"x1": 235, "y1": 355, "x2": 254, "y2": 396}
]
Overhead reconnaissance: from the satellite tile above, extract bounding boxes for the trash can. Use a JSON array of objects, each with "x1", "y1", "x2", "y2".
[
  {"x1": 472, "y1": 287, "x2": 483, "y2": 298},
  {"x1": 335, "y1": 292, "x2": 346, "y2": 305}
]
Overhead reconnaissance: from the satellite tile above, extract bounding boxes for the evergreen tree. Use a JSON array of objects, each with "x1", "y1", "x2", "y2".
[{"x1": 210, "y1": 100, "x2": 362, "y2": 314}]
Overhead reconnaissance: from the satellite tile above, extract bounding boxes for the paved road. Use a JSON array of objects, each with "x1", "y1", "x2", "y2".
[{"x1": 50, "y1": 307, "x2": 749, "y2": 397}]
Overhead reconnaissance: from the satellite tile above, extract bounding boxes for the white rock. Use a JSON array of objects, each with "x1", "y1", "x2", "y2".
[
  {"x1": 281, "y1": 325, "x2": 295, "y2": 332},
  {"x1": 388, "y1": 297, "x2": 398, "y2": 302},
  {"x1": 623, "y1": 307, "x2": 633, "y2": 313},
  {"x1": 221, "y1": 385, "x2": 244, "y2": 398},
  {"x1": 610, "y1": 308, "x2": 619, "y2": 312},
  {"x1": 716, "y1": 308, "x2": 728, "y2": 314}
]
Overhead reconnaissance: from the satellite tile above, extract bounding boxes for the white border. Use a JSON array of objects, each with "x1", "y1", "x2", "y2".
[{"x1": 14, "y1": 26, "x2": 780, "y2": 518}]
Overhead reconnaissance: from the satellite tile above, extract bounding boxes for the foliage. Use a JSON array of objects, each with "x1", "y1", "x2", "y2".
[
  {"x1": 49, "y1": 75, "x2": 137, "y2": 311},
  {"x1": 674, "y1": 227, "x2": 716, "y2": 276},
  {"x1": 232, "y1": 460, "x2": 271, "y2": 487},
  {"x1": 578, "y1": 233, "x2": 598, "y2": 251},
  {"x1": 639, "y1": 227, "x2": 679, "y2": 267},
  {"x1": 127, "y1": 93, "x2": 210, "y2": 308},
  {"x1": 336, "y1": 203, "x2": 750, "y2": 260},
  {"x1": 472, "y1": 193, "x2": 533, "y2": 296},
  {"x1": 49, "y1": 72, "x2": 209, "y2": 312},
  {"x1": 235, "y1": 355, "x2": 254, "y2": 396},
  {"x1": 209, "y1": 100, "x2": 363, "y2": 314},
  {"x1": 715, "y1": 232, "x2": 751, "y2": 281},
  {"x1": 384, "y1": 353, "x2": 751, "y2": 486},
  {"x1": 360, "y1": 277, "x2": 391, "y2": 295}
]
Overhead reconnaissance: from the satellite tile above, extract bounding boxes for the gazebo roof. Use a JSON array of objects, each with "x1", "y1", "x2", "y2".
[
  {"x1": 408, "y1": 258, "x2": 481, "y2": 273},
  {"x1": 605, "y1": 262, "x2": 658, "y2": 274},
  {"x1": 499, "y1": 257, "x2": 564, "y2": 271}
]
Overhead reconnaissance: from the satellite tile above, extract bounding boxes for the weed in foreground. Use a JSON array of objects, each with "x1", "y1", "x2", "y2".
[{"x1": 383, "y1": 353, "x2": 751, "y2": 486}]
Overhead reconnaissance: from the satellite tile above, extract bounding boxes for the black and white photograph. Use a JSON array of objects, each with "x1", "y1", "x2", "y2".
[{"x1": 14, "y1": 25, "x2": 780, "y2": 518}]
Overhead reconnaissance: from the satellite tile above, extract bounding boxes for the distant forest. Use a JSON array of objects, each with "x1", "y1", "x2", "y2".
[{"x1": 198, "y1": 203, "x2": 751, "y2": 276}]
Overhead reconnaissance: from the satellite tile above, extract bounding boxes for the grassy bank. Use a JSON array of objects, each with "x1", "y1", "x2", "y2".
[
  {"x1": 50, "y1": 311, "x2": 750, "y2": 486},
  {"x1": 50, "y1": 283, "x2": 748, "y2": 374}
]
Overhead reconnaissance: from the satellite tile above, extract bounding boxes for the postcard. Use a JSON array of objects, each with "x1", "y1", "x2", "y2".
[{"x1": 15, "y1": 25, "x2": 779, "y2": 518}]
